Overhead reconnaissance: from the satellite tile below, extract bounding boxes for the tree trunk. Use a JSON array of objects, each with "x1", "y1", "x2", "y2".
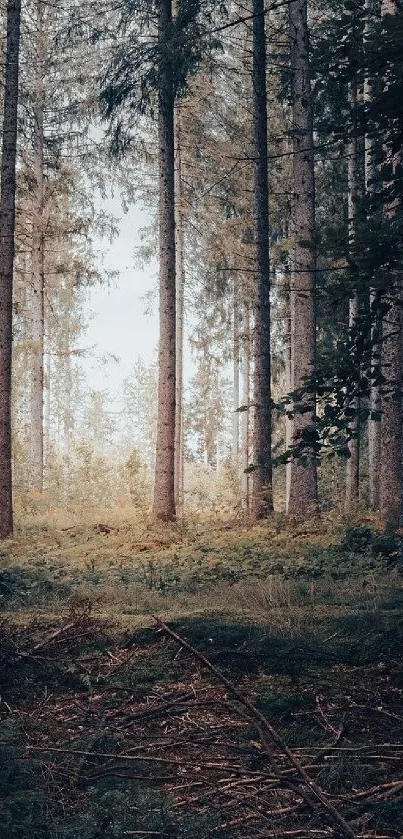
[
  {"x1": 232, "y1": 280, "x2": 240, "y2": 466},
  {"x1": 345, "y1": 297, "x2": 360, "y2": 508},
  {"x1": 29, "y1": 0, "x2": 45, "y2": 492},
  {"x1": 284, "y1": 285, "x2": 292, "y2": 509},
  {"x1": 379, "y1": 0, "x2": 402, "y2": 528},
  {"x1": 240, "y1": 300, "x2": 250, "y2": 513},
  {"x1": 174, "y1": 105, "x2": 185, "y2": 512},
  {"x1": 44, "y1": 346, "x2": 51, "y2": 464},
  {"x1": 287, "y1": 0, "x2": 317, "y2": 518},
  {"x1": 365, "y1": 0, "x2": 381, "y2": 510},
  {"x1": 250, "y1": 0, "x2": 273, "y2": 521},
  {"x1": 62, "y1": 349, "x2": 72, "y2": 499},
  {"x1": 345, "y1": 83, "x2": 360, "y2": 510},
  {"x1": 0, "y1": 0, "x2": 22, "y2": 538},
  {"x1": 153, "y1": 0, "x2": 176, "y2": 521}
]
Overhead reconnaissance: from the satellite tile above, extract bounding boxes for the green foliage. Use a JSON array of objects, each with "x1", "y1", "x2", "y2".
[{"x1": 0, "y1": 566, "x2": 71, "y2": 609}]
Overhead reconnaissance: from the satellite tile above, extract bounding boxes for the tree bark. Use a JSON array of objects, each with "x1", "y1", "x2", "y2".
[
  {"x1": 29, "y1": 0, "x2": 45, "y2": 492},
  {"x1": 250, "y1": 0, "x2": 273, "y2": 520},
  {"x1": 377, "y1": 0, "x2": 402, "y2": 527},
  {"x1": 365, "y1": 0, "x2": 382, "y2": 510},
  {"x1": 287, "y1": 0, "x2": 317, "y2": 518},
  {"x1": 232, "y1": 279, "x2": 240, "y2": 466},
  {"x1": 174, "y1": 105, "x2": 185, "y2": 512},
  {"x1": 345, "y1": 82, "x2": 360, "y2": 510},
  {"x1": 240, "y1": 300, "x2": 250, "y2": 513},
  {"x1": 153, "y1": 0, "x2": 176, "y2": 521},
  {"x1": 379, "y1": 0, "x2": 402, "y2": 528},
  {"x1": 0, "y1": 0, "x2": 22, "y2": 538},
  {"x1": 284, "y1": 285, "x2": 292, "y2": 509}
]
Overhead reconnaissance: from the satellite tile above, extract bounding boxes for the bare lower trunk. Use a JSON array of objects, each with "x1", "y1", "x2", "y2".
[
  {"x1": 232, "y1": 281, "x2": 240, "y2": 465},
  {"x1": 250, "y1": 0, "x2": 273, "y2": 520},
  {"x1": 153, "y1": 0, "x2": 176, "y2": 521},
  {"x1": 240, "y1": 301, "x2": 250, "y2": 513},
  {"x1": 368, "y1": 289, "x2": 381, "y2": 510},
  {"x1": 0, "y1": 0, "x2": 22, "y2": 538},
  {"x1": 29, "y1": 0, "x2": 45, "y2": 492},
  {"x1": 380, "y1": 291, "x2": 402, "y2": 527},
  {"x1": 284, "y1": 288, "x2": 292, "y2": 509},
  {"x1": 345, "y1": 83, "x2": 360, "y2": 510},
  {"x1": 174, "y1": 106, "x2": 185, "y2": 512},
  {"x1": 287, "y1": 0, "x2": 317, "y2": 518},
  {"x1": 44, "y1": 346, "x2": 51, "y2": 464},
  {"x1": 62, "y1": 351, "x2": 72, "y2": 498},
  {"x1": 345, "y1": 297, "x2": 360, "y2": 508}
]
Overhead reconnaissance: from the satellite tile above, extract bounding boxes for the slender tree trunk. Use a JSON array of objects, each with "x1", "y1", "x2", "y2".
[
  {"x1": 240, "y1": 300, "x2": 250, "y2": 513},
  {"x1": 379, "y1": 0, "x2": 402, "y2": 528},
  {"x1": 44, "y1": 345, "x2": 51, "y2": 464},
  {"x1": 345, "y1": 298, "x2": 360, "y2": 507},
  {"x1": 62, "y1": 348, "x2": 72, "y2": 499},
  {"x1": 250, "y1": 0, "x2": 273, "y2": 520},
  {"x1": 345, "y1": 83, "x2": 360, "y2": 510},
  {"x1": 287, "y1": 0, "x2": 317, "y2": 518},
  {"x1": 29, "y1": 0, "x2": 45, "y2": 492},
  {"x1": 365, "y1": 0, "x2": 381, "y2": 510},
  {"x1": 0, "y1": 0, "x2": 22, "y2": 538},
  {"x1": 153, "y1": 0, "x2": 176, "y2": 521},
  {"x1": 284, "y1": 284, "x2": 292, "y2": 509},
  {"x1": 174, "y1": 105, "x2": 185, "y2": 512},
  {"x1": 232, "y1": 279, "x2": 240, "y2": 465}
]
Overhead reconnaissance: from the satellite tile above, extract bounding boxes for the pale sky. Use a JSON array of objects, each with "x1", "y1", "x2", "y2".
[{"x1": 81, "y1": 199, "x2": 159, "y2": 403}]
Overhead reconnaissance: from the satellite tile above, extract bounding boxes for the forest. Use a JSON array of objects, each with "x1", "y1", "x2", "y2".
[{"x1": 0, "y1": 0, "x2": 403, "y2": 838}]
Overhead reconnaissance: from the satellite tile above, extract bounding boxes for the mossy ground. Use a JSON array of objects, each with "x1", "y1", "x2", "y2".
[{"x1": 1, "y1": 511, "x2": 402, "y2": 837}]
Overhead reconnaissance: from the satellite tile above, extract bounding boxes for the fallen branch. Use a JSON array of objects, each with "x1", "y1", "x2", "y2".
[{"x1": 153, "y1": 617, "x2": 357, "y2": 839}]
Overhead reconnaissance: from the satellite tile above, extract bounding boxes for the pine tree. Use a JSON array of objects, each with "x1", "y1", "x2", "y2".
[
  {"x1": 250, "y1": 0, "x2": 273, "y2": 520},
  {"x1": 287, "y1": 0, "x2": 317, "y2": 518},
  {"x1": 379, "y1": 0, "x2": 402, "y2": 527},
  {"x1": 0, "y1": 0, "x2": 22, "y2": 537},
  {"x1": 153, "y1": 0, "x2": 177, "y2": 521}
]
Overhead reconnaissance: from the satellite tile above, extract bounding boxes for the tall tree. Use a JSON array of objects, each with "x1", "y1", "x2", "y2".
[
  {"x1": 365, "y1": 0, "x2": 381, "y2": 510},
  {"x1": 0, "y1": 0, "x2": 22, "y2": 537},
  {"x1": 379, "y1": 0, "x2": 402, "y2": 527},
  {"x1": 287, "y1": 0, "x2": 317, "y2": 518},
  {"x1": 29, "y1": 0, "x2": 45, "y2": 491},
  {"x1": 250, "y1": 0, "x2": 273, "y2": 520},
  {"x1": 153, "y1": 0, "x2": 177, "y2": 521}
]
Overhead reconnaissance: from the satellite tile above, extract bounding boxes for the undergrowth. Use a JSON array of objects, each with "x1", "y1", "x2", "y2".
[{"x1": 0, "y1": 513, "x2": 402, "y2": 837}]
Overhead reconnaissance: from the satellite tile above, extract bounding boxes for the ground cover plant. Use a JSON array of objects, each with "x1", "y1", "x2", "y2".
[{"x1": 0, "y1": 512, "x2": 403, "y2": 838}]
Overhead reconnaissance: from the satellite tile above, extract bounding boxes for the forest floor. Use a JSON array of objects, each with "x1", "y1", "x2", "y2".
[{"x1": 1, "y1": 510, "x2": 403, "y2": 838}]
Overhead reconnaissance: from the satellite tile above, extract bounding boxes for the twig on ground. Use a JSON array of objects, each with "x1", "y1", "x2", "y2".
[{"x1": 153, "y1": 616, "x2": 357, "y2": 839}]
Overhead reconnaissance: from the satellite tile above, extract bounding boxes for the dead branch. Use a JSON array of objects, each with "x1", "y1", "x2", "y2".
[{"x1": 153, "y1": 616, "x2": 357, "y2": 839}]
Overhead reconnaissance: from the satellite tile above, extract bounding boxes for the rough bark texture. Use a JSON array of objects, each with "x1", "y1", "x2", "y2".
[
  {"x1": 0, "y1": 0, "x2": 22, "y2": 538},
  {"x1": 29, "y1": 0, "x2": 45, "y2": 492},
  {"x1": 250, "y1": 0, "x2": 273, "y2": 520},
  {"x1": 379, "y1": 0, "x2": 402, "y2": 528},
  {"x1": 153, "y1": 0, "x2": 176, "y2": 521},
  {"x1": 379, "y1": 292, "x2": 402, "y2": 527},
  {"x1": 174, "y1": 106, "x2": 184, "y2": 512},
  {"x1": 345, "y1": 297, "x2": 360, "y2": 508},
  {"x1": 240, "y1": 301, "x2": 250, "y2": 513},
  {"x1": 365, "y1": 0, "x2": 381, "y2": 511},
  {"x1": 232, "y1": 281, "x2": 240, "y2": 465},
  {"x1": 287, "y1": 0, "x2": 317, "y2": 518},
  {"x1": 284, "y1": 287, "x2": 292, "y2": 509},
  {"x1": 345, "y1": 83, "x2": 360, "y2": 510}
]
